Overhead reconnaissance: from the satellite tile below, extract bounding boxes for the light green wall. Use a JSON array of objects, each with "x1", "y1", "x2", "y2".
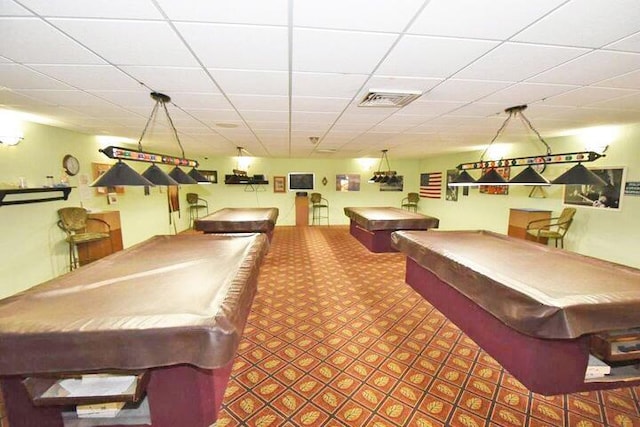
[
  {"x1": 1, "y1": 120, "x2": 638, "y2": 298},
  {"x1": 417, "y1": 123, "x2": 640, "y2": 269}
]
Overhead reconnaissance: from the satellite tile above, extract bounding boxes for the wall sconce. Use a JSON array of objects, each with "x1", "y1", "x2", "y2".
[{"x1": 0, "y1": 135, "x2": 24, "y2": 146}]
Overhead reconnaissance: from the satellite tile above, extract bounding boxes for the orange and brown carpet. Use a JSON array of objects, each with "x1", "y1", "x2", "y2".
[{"x1": 217, "y1": 226, "x2": 640, "y2": 427}]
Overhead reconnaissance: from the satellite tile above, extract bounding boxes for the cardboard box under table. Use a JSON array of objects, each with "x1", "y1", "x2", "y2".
[
  {"x1": 0, "y1": 233, "x2": 269, "y2": 427},
  {"x1": 194, "y1": 207, "x2": 279, "y2": 242},
  {"x1": 343, "y1": 206, "x2": 439, "y2": 253},
  {"x1": 391, "y1": 229, "x2": 640, "y2": 395}
]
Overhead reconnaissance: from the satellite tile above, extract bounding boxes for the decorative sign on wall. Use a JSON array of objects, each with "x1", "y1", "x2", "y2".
[{"x1": 625, "y1": 181, "x2": 640, "y2": 196}]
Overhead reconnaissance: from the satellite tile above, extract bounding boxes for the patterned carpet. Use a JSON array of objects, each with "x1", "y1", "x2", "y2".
[{"x1": 217, "y1": 226, "x2": 640, "y2": 427}]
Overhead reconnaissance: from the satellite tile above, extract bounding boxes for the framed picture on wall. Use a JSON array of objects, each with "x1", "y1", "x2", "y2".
[
  {"x1": 563, "y1": 166, "x2": 626, "y2": 210},
  {"x1": 273, "y1": 176, "x2": 286, "y2": 193},
  {"x1": 335, "y1": 174, "x2": 361, "y2": 192},
  {"x1": 479, "y1": 167, "x2": 510, "y2": 195},
  {"x1": 198, "y1": 170, "x2": 218, "y2": 184}
]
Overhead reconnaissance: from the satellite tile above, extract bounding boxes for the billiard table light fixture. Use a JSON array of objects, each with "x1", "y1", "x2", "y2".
[
  {"x1": 368, "y1": 149, "x2": 399, "y2": 184},
  {"x1": 92, "y1": 92, "x2": 203, "y2": 187},
  {"x1": 449, "y1": 105, "x2": 606, "y2": 187}
]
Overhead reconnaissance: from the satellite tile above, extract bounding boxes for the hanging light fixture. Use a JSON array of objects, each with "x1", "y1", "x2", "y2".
[
  {"x1": 92, "y1": 92, "x2": 201, "y2": 187},
  {"x1": 451, "y1": 105, "x2": 606, "y2": 186},
  {"x1": 225, "y1": 147, "x2": 251, "y2": 184},
  {"x1": 368, "y1": 149, "x2": 398, "y2": 184}
]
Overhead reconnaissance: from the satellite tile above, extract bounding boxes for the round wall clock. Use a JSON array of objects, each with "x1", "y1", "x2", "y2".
[{"x1": 63, "y1": 154, "x2": 80, "y2": 176}]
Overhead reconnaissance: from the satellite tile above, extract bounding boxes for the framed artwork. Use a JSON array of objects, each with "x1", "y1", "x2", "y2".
[
  {"x1": 479, "y1": 167, "x2": 510, "y2": 195},
  {"x1": 445, "y1": 169, "x2": 458, "y2": 202},
  {"x1": 199, "y1": 170, "x2": 218, "y2": 184},
  {"x1": 92, "y1": 162, "x2": 125, "y2": 194},
  {"x1": 273, "y1": 176, "x2": 286, "y2": 193},
  {"x1": 563, "y1": 167, "x2": 625, "y2": 210},
  {"x1": 336, "y1": 174, "x2": 361, "y2": 192},
  {"x1": 107, "y1": 192, "x2": 118, "y2": 205}
]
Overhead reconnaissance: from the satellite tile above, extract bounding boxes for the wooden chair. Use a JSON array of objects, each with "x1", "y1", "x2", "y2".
[
  {"x1": 310, "y1": 192, "x2": 329, "y2": 225},
  {"x1": 526, "y1": 207, "x2": 576, "y2": 249},
  {"x1": 187, "y1": 193, "x2": 209, "y2": 227},
  {"x1": 401, "y1": 192, "x2": 419, "y2": 212},
  {"x1": 57, "y1": 207, "x2": 112, "y2": 271}
]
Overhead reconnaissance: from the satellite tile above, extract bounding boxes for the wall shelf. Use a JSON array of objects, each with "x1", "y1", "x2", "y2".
[{"x1": 0, "y1": 187, "x2": 73, "y2": 207}]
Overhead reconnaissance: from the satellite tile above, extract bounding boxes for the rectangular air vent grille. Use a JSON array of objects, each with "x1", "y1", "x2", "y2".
[{"x1": 358, "y1": 89, "x2": 422, "y2": 108}]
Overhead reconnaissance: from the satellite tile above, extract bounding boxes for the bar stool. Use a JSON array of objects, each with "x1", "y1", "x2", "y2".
[
  {"x1": 187, "y1": 193, "x2": 209, "y2": 227},
  {"x1": 57, "y1": 207, "x2": 113, "y2": 271},
  {"x1": 310, "y1": 192, "x2": 329, "y2": 225}
]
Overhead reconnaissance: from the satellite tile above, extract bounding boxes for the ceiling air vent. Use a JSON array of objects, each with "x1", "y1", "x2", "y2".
[{"x1": 358, "y1": 89, "x2": 422, "y2": 108}]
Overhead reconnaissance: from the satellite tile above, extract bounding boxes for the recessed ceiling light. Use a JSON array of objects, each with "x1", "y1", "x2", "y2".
[{"x1": 215, "y1": 123, "x2": 238, "y2": 128}]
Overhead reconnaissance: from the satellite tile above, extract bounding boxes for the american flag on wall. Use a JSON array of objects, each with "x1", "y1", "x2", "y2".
[{"x1": 419, "y1": 172, "x2": 442, "y2": 199}]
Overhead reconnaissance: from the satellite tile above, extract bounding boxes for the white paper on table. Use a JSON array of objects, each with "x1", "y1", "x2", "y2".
[{"x1": 58, "y1": 375, "x2": 136, "y2": 397}]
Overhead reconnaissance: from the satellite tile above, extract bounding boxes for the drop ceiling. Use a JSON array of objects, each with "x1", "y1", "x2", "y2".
[{"x1": 1, "y1": 0, "x2": 639, "y2": 159}]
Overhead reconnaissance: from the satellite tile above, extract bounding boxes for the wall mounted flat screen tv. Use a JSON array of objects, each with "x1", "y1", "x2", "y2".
[{"x1": 288, "y1": 173, "x2": 315, "y2": 191}]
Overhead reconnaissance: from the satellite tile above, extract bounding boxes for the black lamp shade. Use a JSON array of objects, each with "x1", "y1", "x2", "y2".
[
  {"x1": 168, "y1": 166, "x2": 198, "y2": 184},
  {"x1": 90, "y1": 161, "x2": 154, "y2": 187},
  {"x1": 508, "y1": 166, "x2": 551, "y2": 186},
  {"x1": 380, "y1": 175, "x2": 390, "y2": 184},
  {"x1": 387, "y1": 174, "x2": 400, "y2": 185},
  {"x1": 476, "y1": 168, "x2": 508, "y2": 185},
  {"x1": 448, "y1": 170, "x2": 477, "y2": 187},
  {"x1": 551, "y1": 164, "x2": 608, "y2": 185},
  {"x1": 188, "y1": 168, "x2": 211, "y2": 183},
  {"x1": 368, "y1": 174, "x2": 377, "y2": 183},
  {"x1": 142, "y1": 164, "x2": 179, "y2": 186}
]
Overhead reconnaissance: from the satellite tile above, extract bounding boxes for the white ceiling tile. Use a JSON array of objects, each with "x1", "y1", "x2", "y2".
[
  {"x1": 0, "y1": 18, "x2": 104, "y2": 64},
  {"x1": 542, "y1": 87, "x2": 637, "y2": 107},
  {"x1": 605, "y1": 33, "x2": 640, "y2": 53},
  {"x1": 188, "y1": 109, "x2": 243, "y2": 123},
  {"x1": 528, "y1": 51, "x2": 640, "y2": 85},
  {"x1": 587, "y1": 93, "x2": 640, "y2": 111},
  {"x1": 396, "y1": 100, "x2": 466, "y2": 116},
  {"x1": 455, "y1": 43, "x2": 589, "y2": 82},
  {"x1": 0, "y1": 0, "x2": 31, "y2": 15},
  {"x1": 293, "y1": 28, "x2": 397, "y2": 74},
  {"x1": 166, "y1": 93, "x2": 233, "y2": 109},
  {"x1": 512, "y1": 0, "x2": 640, "y2": 48},
  {"x1": 292, "y1": 111, "x2": 340, "y2": 123},
  {"x1": 409, "y1": 0, "x2": 565, "y2": 39},
  {"x1": 376, "y1": 35, "x2": 498, "y2": 78},
  {"x1": 378, "y1": 114, "x2": 430, "y2": 126},
  {"x1": 18, "y1": 0, "x2": 162, "y2": 19},
  {"x1": 292, "y1": 72, "x2": 369, "y2": 97},
  {"x1": 364, "y1": 76, "x2": 442, "y2": 93},
  {"x1": 155, "y1": 0, "x2": 288, "y2": 25},
  {"x1": 249, "y1": 122, "x2": 289, "y2": 130},
  {"x1": 210, "y1": 69, "x2": 288, "y2": 96},
  {"x1": 292, "y1": 97, "x2": 351, "y2": 112},
  {"x1": 120, "y1": 66, "x2": 219, "y2": 93},
  {"x1": 479, "y1": 83, "x2": 578, "y2": 105},
  {"x1": 49, "y1": 19, "x2": 198, "y2": 66},
  {"x1": 176, "y1": 23, "x2": 288, "y2": 70},
  {"x1": 593, "y1": 70, "x2": 640, "y2": 90},
  {"x1": 242, "y1": 110, "x2": 289, "y2": 122},
  {"x1": 0, "y1": 63, "x2": 73, "y2": 89},
  {"x1": 423, "y1": 79, "x2": 511, "y2": 102},
  {"x1": 229, "y1": 95, "x2": 289, "y2": 111},
  {"x1": 86, "y1": 90, "x2": 161, "y2": 107},
  {"x1": 0, "y1": 89, "x2": 55, "y2": 106},
  {"x1": 294, "y1": 0, "x2": 424, "y2": 32},
  {"x1": 29, "y1": 64, "x2": 142, "y2": 90},
  {"x1": 13, "y1": 89, "x2": 116, "y2": 107}
]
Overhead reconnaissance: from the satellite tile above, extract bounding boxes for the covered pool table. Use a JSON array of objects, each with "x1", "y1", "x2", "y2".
[
  {"x1": 343, "y1": 206, "x2": 439, "y2": 252},
  {"x1": 392, "y1": 229, "x2": 640, "y2": 395},
  {"x1": 0, "y1": 233, "x2": 269, "y2": 426},
  {"x1": 194, "y1": 207, "x2": 279, "y2": 242}
]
